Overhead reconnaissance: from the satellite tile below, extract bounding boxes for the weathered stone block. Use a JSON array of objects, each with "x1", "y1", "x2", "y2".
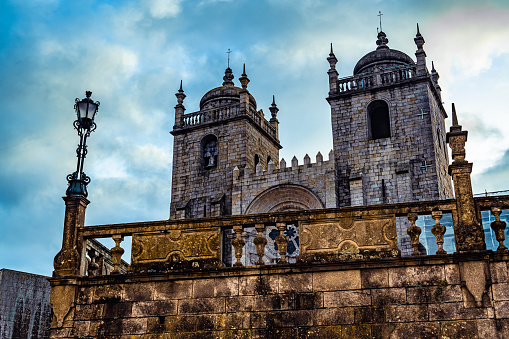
[
  {"x1": 132, "y1": 300, "x2": 177, "y2": 317},
  {"x1": 428, "y1": 302, "x2": 488, "y2": 321},
  {"x1": 385, "y1": 304, "x2": 428, "y2": 322},
  {"x1": 492, "y1": 283, "x2": 509, "y2": 301},
  {"x1": 265, "y1": 310, "x2": 313, "y2": 328},
  {"x1": 178, "y1": 297, "x2": 226, "y2": 314},
  {"x1": 313, "y1": 270, "x2": 361, "y2": 291},
  {"x1": 323, "y1": 290, "x2": 371, "y2": 307},
  {"x1": 215, "y1": 277, "x2": 239, "y2": 297},
  {"x1": 102, "y1": 302, "x2": 133, "y2": 319},
  {"x1": 239, "y1": 275, "x2": 278, "y2": 295},
  {"x1": 494, "y1": 300, "x2": 509, "y2": 318},
  {"x1": 74, "y1": 303, "x2": 104, "y2": 320},
  {"x1": 124, "y1": 282, "x2": 154, "y2": 302},
  {"x1": 389, "y1": 266, "x2": 444, "y2": 287},
  {"x1": 93, "y1": 284, "x2": 123, "y2": 303},
  {"x1": 312, "y1": 308, "x2": 354, "y2": 326},
  {"x1": 193, "y1": 279, "x2": 215, "y2": 298},
  {"x1": 278, "y1": 273, "x2": 312, "y2": 293},
  {"x1": 371, "y1": 287, "x2": 406, "y2": 305},
  {"x1": 440, "y1": 320, "x2": 478, "y2": 339},
  {"x1": 154, "y1": 280, "x2": 193, "y2": 300},
  {"x1": 354, "y1": 306, "x2": 385, "y2": 324},
  {"x1": 361, "y1": 268, "x2": 388, "y2": 288},
  {"x1": 342, "y1": 324, "x2": 371, "y2": 339}
]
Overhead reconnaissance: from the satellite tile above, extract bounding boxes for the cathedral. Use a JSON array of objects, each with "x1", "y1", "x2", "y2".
[
  {"x1": 169, "y1": 28, "x2": 454, "y2": 262},
  {"x1": 47, "y1": 26, "x2": 509, "y2": 339}
]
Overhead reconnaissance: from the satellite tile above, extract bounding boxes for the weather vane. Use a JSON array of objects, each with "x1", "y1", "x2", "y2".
[
  {"x1": 378, "y1": 11, "x2": 383, "y2": 32},
  {"x1": 227, "y1": 48, "x2": 232, "y2": 68}
]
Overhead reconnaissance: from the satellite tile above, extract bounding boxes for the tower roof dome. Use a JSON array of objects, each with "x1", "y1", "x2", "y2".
[
  {"x1": 353, "y1": 31, "x2": 414, "y2": 75},
  {"x1": 199, "y1": 67, "x2": 257, "y2": 110}
]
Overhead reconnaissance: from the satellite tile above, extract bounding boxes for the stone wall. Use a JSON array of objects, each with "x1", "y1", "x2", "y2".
[
  {"x1": 0, "y1": 269, "x2": 51, "y2": 339},
  {"x1": 51, "y1": 253, "x2": 509, "y2": 338}
]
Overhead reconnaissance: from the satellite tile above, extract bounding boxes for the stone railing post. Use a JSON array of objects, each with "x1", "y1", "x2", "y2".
[
  {"x1": 275, "y1": 223, "x2": 289, "y2": 264},
  {"x1": 491, "y1": 207, "x2": 508, "y2": 252},
  {"x1": 431, "y1": 210, "x2": 447, "y2": 254},
  {"x1": 87, "y1": 249, "x2": 100, "y2": 276},
  {"x1": 110, "y1": 235, "x2": 124, "y2": 274},
  {"x1": 53, "y1": 195, "x2": 90, "y2": 277},
  {"x1": 253, "y1": 224, "x2": 267, "y2": 265},
  {"x1": 446, "y1": 104, "x2": 486, "y2": 252},
  {"x1": 407, "y1": 213, "x2": 421, "y2": 256},
  {"x1": 232, "y1": 226, "x2": 245, "y2": 267}
]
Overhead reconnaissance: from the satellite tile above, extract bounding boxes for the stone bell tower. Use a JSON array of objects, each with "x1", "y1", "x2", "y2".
[
  {"x1": 327, "y1": 26, "x2": 453, "y2": 207},
  {"x1": 170, "y1": 66, "x2": 282, "y2": 219}
]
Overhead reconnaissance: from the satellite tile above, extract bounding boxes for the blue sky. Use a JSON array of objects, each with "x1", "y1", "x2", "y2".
[{"x1": 1, "y1": 0, "x2": 508, "y2": 276}]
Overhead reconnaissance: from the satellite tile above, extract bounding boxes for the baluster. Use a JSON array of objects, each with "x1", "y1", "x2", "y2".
[
  {"x1": 253, "y1": 224, "x2": 267, "y2": 265},
  {"x1": 110, "y1": 235, "x2": 124, "y2": 274},
  {"x1": 407, "y1": 213, "x2": 422, "y2": 256},
  {"x1": 275, "y1": 223, "x2": 289, "y2": 264},
  {"x1": 232, "y1": 226, "x2": 245, "y2": 267},
  {"x1": 491, "y1": 207, "x2": 508, "y2": 252},
  {"x1": 87, "y1": 248, "x2": 99, "y2": 276},
  {"x1": 431, "y1": 210, "x2": 447, "y2": 254}
]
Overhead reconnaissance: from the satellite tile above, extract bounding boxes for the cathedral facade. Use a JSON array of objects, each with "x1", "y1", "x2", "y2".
[{"x1": 170, "y1": 28, "x2": 453, "y2": 221}]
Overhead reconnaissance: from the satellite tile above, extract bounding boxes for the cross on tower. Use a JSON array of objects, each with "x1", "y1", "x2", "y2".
[
  {"x1": 418, "y1": 108, "x2": 429, "y2": 119},
  {"x1": 421, "y1": 161, "x2": 432, "y2": 172},
  {"x1": 227, "y1": 48, "x2": 232, "y2": 68},
  {"x1": 378, "y1": 11, "x2": 383, "y2": 32}
]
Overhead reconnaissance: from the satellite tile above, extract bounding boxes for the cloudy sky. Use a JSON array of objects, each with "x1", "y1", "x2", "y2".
[{"x1": 1, "y1": 0, "x2": 508, "y2": 276}]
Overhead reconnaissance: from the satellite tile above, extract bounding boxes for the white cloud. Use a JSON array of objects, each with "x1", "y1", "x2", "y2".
[{"x1": 145, "y1": 0, "x2": 183, "y2": 19}]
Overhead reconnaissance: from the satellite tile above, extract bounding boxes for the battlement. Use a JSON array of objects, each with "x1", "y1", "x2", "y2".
[
  {"x1": 332, "y1": 63, "x2": 419, "y2": 95},
  {"x1": 175, "y1": 104, "x2": 278, "y2": 140},
  {"x1": 235, "y1": 150, "x2": 335, "y2": 180}
]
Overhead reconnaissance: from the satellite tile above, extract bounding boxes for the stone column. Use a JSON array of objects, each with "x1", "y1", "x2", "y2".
[
  {"x1": 446, "y1": 104, "x2": 485, "y2": 252},
  {"x1": 53, "y1": 195, "x2": 90, "y2": 277}
]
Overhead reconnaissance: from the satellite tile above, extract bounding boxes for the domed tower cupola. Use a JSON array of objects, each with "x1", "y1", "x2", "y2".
[
  {"x1": 199, "y1": 67, "x2": 257, "y2": 111},
  {"x1": 353, "y1": 31, "x2": 415, "y2": 75}
]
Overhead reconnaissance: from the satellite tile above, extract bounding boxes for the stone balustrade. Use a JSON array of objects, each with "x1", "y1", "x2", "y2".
[
  {"x1": 335, "y1": 63, "x2": 417, "y2": 94},
  {"x1": 78, "y1": 195, "x2": 509, "y2": 276},
  {"x1": 178, "y1": 104, "x2": 277, "y2": 140}
]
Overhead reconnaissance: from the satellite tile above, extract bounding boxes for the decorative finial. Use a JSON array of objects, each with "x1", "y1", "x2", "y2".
[
  {"x1": 431, "y1": 61, "x2": 435, "y2": 72},
  {"x1": 330, "y1": 43, "x2": 333, "y2": 55},
  {"x1": 452, "y1": 103, "x2": 458, "y2": 126},
  {"x1": 86, "y1": 91, "x2": 92, "y2": 98},
  {"x1": 223, "y1": 67, "x2": 234, "y2": 87},
  {"x1": 239, "y1": 63, "x2": 249, "y2": 89},
  {"x1": 175, "y1": 80, "x2": 186, "y2": 104},
  {"x1": 378, "y1": 11, "x2": 383, "y2": 32},
  {"x1": 227, "y1": 48, "x2": 232, "y2": 68},
  {"x1": 376, "y1": 31, "x2": 389, "y2": 49},
  {"x1": 417, "y1": 23, "x2": 421, "y2": 36},
  {"x1": 269, "y1": 95, "x2": 279, "y2": 120}
]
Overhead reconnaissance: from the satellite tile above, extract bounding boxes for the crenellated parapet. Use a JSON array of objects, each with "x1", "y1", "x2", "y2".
[{"x1": 232, "y1": 151, "x2": 336, "y2": 215}]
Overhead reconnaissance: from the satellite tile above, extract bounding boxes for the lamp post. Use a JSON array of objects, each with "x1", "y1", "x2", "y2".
[
  {"x1": 66, "y1": 91, "x2": 100, "y2": 197},
  {"x1": 53, "y1": 91, "x2": 99, "y2": 278}
]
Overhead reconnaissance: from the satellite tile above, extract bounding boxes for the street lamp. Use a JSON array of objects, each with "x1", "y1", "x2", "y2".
[{"x1": 66, "y1": 91, "x2": 100, "y2": 197}]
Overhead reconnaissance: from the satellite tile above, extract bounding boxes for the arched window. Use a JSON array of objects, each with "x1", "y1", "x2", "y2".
[
  {"x1": 368, "y1": 100, "x2": 391, "y2": 140},
  {"x1": 267, "y1": 156, "x2": 272, "y2": 165},
  {"x1": 201, "y1": 135, "x2": 218, "y2": 169},
  {"x1": 254, "y1": 154, "x2": 260, "y2": 168}
]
